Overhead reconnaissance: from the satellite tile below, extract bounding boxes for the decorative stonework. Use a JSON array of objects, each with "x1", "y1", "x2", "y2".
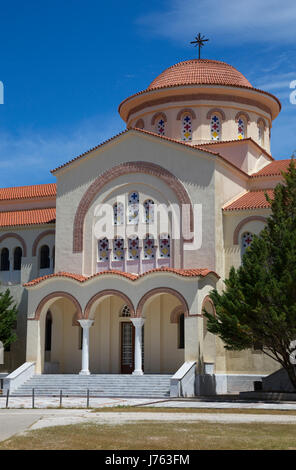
[
  {"x1": 34, "y1": 291, "x2": 83, "y2": 321},
  {"x1": 170, "y1": 305, "x2": 185, "y2": 323},
  {"x1": 233, "y1": 216, "x2": 267, "y2": 245},
  {"x1": 0, "y1": 232, "x2": 27, "y2": 257},
  {"x1": 176, "y1": 108, "x2": 196, "y2": 120},
  {"x1": 136, "y1": 287, "x2": 189, "y2": 318},
  {"x1": 73, "y1": 161, "x2": 194, "y2": 253},
  {"x1": 151, "y1": 112, "x2": 167, "y2": 126},
  {"x1": 84, "y1": 290, "x2": 135, "y2": 318},
  {"x1": 235, "y1": 111, "x2": 250, "y2": 123},
  {"x1": 206, "y1": 108, "x2": 226, "y2": 121},
  {"x1": 32, "y1": 230, "x2": 55, "y2": 256}
]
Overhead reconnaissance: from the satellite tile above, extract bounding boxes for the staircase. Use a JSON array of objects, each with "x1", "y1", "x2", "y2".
[{"x1": 11, "y1": 374, "x2": 172, "y2": 398}]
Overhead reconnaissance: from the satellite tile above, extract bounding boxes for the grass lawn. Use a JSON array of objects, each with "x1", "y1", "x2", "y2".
[
  {"x1": 92, "y1": 406, "x2": 296, "y2": 415},
  {"x1": 1, "y1": 421, "x2": 296, "y2": 450}
]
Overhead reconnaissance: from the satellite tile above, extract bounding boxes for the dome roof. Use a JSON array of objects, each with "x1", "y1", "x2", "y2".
[{"x1": 148, "y1": 59, "x2": 252, "y2": 90}]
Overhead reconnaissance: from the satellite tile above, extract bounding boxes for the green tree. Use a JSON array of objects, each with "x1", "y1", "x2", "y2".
[
  {"x1": 0, "y1": 289, "x2": 18, "y2": 350},
  {"x1": 204, "y1": 159, "x2": 296, "y2": 389}
]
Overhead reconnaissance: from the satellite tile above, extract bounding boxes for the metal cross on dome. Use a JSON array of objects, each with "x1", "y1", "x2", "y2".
[{"x1": 190, "y1": 33, "x2": 209, "y2": 59}]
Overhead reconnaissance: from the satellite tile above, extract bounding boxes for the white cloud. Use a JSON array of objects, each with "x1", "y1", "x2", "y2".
[
  {"x1": 0, "y1": 114, "x2": 124, "y2": 186},
  {"x1": 137, "y1": 0, "x2": 296, "y2": 44}
]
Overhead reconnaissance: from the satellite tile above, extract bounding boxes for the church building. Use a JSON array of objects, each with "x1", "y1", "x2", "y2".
[{"x1": 0, "y1": 57, "x2": 291, "y2": 396}]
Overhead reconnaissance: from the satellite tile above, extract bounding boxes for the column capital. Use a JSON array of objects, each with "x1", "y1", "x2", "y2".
[
  {"x1": 78, "y1": 319, "x2": 94, "y2": 329},
  {"x1": 131, "y1": 317, "x2": 145, "y2": 328}
]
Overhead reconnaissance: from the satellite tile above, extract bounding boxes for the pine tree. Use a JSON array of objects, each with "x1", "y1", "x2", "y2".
[
  {"x1": 0, "y1": 288, "x2": 17, "y2": 350},
  {"x1": 204, "y1": 159, "x2": 296, "y2": 389}
]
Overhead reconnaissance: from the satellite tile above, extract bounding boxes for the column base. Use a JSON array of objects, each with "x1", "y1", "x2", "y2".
[
  {"x1": 79, "y1": 370, "x2": 91, "y2": 376},
  {"x1": 132, "y1": 370, "x2": 144, "y2": 376}
]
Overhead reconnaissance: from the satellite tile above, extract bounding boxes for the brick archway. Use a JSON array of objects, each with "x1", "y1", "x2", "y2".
[
  {"x1": 201, "y1": 295, "x2": 216, "y2": 317},
  {"x1": 0, "y1": 233, "x2": 27, "y2": 257},
  {"x1": 73, "y1": 161, "x2": 194, "y2": 252},
  {"x1": 34, "y1": 291, "x2": 83, "y2": 321},
  {"x1": 32, "y1": 230, "x2": 55, "y2": 256},
  {"x1": 136, "y1": 287, "x2": 189, "y2": 318},
  {"x1": 233, "y1": 216, "x2": 267, "y2": 245},
  {"x1": 84, "y1": 290, "x2": 135, "y2": 319}
]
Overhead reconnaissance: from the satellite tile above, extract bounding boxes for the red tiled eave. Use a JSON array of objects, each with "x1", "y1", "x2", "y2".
[
  {"x1": 0, "y1": 208, "x2": 56, "y2": 227},
  {"x1": 251, "y1": 159, "x2": 291, "y2": 178},
  {"x1": 0, "y1": 183, "x2": 56, "y2": 201},
  {"x1": 223, "y1": 190, "x2": 274, "y2": 211},
  {"x1": 24, "y1": 267, "x2": 219, "y2": 287}
]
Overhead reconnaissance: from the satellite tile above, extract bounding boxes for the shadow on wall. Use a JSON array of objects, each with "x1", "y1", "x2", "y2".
[{"x1": 196, "y1": 374, "x2": 217, "y2": 395}]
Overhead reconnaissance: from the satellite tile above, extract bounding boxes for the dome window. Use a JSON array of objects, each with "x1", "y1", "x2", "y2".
[
  {"x1": 182, "y1": 114, "x2": 192, "y2": 141},
  {"x1": 210, "y1": 115, "x2": 221, "y2": 141}
]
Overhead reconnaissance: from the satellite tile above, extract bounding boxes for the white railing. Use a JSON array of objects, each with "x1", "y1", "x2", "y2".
[
  {"x1": 3, "y1": 362, "x2": 36, "y2": 393},
  {"x1": 170, "y1": 361, "x2": 196, "y2": 397}
]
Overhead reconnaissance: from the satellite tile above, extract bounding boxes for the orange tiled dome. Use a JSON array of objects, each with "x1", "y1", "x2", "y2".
[{"x1": 148, "y1": 59, "x2": 252, "y2": 90}]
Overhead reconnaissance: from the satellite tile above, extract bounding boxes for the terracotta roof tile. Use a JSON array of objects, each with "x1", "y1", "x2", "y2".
[
  {"x1": 24, "y1": 267, "x2": 219, "y2": 287},
  {"x1": 0, "y1": 208, "x2": 56, "y2": 227},
  {"x1": 251, "y1": 160, "x2": 291, "y2": 178},
  {"x1": 0, "y1": 183, "x2": 56, "y2": 201},
  {"x1": 148, "y1": 59, "x2": 253, "y2": 90},
  {"x1": 223, "y1": 190, "x2": 274, "y2": 211}
]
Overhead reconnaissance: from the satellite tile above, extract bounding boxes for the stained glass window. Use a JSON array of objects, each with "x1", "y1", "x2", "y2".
[
  {"x1": 120, "y1": 305, "x2": 131, "y2": 317},
  {"x1": 98, "y1": 237, "x2": 109, "y2": 262},
  {"x1": 157, "y1": 118, "x2": 165, "y2": 136},
  {"x1": 128, "y1": 191, "x2": 139, "y2": 224},
  {"x1": 128, "y1": 235, "x2": 140, "y2": 260},
  {"x1": 143, "y1": 234, "x2": 155, "y2": 259},
  {"x1": 113, "y1": 202, "x2": 124, "y2": 225},
  {"x1": 113, "y1": 237, "x2": 124, "y2": 261},
  {"x1": 241, "y1": 232, "x2": 254, "y2": 257},
  {"x1": 237, "y1": 117, "x2": 245, "y2": 140},
  {"x1": 159, "y1": 234, "x2": 170, "y2": 258},
  {"x1": 210, "y1": 115, "x2": 220, "y2": 141},
  {"x1": 143, "y1": 199, "x2": 154, "y2": 223},
  {"x1": 182, "y1": 114, "x2": 192, "y2": 141}
]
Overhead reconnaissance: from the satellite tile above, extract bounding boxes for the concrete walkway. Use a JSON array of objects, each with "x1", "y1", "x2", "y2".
[{"x1": 1, "y1": 407, "x2": 296, "y2": 442}]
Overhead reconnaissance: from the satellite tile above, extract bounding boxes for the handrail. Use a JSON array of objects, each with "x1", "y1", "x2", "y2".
[{"x1": 170, "y1": 361, "x2": 196, "y2": 397}]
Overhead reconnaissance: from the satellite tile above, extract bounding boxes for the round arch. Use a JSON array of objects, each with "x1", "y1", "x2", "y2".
[
  {"x1": 34, "y1": 291, "x2": 83, "y2": 321},
  {"x1": 32, "y1": 230, "x2": 55, "y2": 256},
  {"x1": 233, "y1": 216, "x2": 267, "y2": 245},
  {"x1": 151, "y1": 112, "x2": 167, "y2": 126},
  {"x1": 206, "y1": 108, "x2": 226, "y2": 121},
  {"x1": 176, "y1": 108, "x2": 196, "y2": 120},
  {"x1": 84, "y1": 289, "x2": 135, "y2": 319},
  {"x1": 0, "y1": 233, "x2": 27, "y2": 257},
  {"x1": 136, "y1": 287, "x2": 189, "y2": 318},
  {"x1": 73, "y1": 161, "x2": 194, "y2": 252},
  {"x1": 235, "y1": 111, "x2": 250, "y2": 123}
]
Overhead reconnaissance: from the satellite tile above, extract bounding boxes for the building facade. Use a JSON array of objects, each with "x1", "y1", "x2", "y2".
[{"x1": 0, "y1": 58, "x2": 290, "y2": 393}]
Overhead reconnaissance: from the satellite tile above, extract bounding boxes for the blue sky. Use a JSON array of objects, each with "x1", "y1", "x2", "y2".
[{"x1": 0, "y1": 0, "x2": 296, "y2": 187}]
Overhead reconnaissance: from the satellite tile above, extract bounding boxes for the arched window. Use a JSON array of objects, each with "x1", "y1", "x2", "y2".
[
  {"x1": 135, "y1": 119, "x2": 144, "y2": 129},
  {"x1": 128, "y1": 235, "x2": 139, "y2": 260},
  {"x1": 178, "y1": 313, "x2": 185, "y2": 349},
  {"x1": 0, "y1": 248, "x2": 10, "y2": 271},
  {"x1": 241, "y1": 232, "x2": 254, "y2": 258},
  {"x1": 98, "y1": 237, "x2": 109, "y2": 262},
  {"x1": 237, "y1": 116, "x2": 246, "y2": 139},
  {"x1": 143, "y1": 199, "x2": 154, "y2": 223},
  {"x1": 181, "y1": 114, "x2": 193, "y2": 141},
  {"x1": 120, "y1": 305, "x2": 131, "y2": 318},
  {"x1": 45, "y1": 311, "x2": 52, "y2": 352},
  {"x1": 128, "y1": 191, "x2": 139, "y2": 224},
  {"x1": 156, "y1": 118, "x2": 165, "y2": 136},
  {"x1": 113, "y1": 202, "x2": 124, "y2": 225},
  {"x1": 258, "y1": 123, "x2": 264, "y2": 146},
  {"x1": 113, "y1": 237, "x2": 124, "y2": 261},
  {"x1": 143, "y1": 234, "x2": 155, "y2": 259},
  {"x1": 40, "y1": 245, "x2": 50, "y2": 269},
  {"x1": 210, "y1": 115, "x2": 221, "y2": 141},
  {"x1": 159, "y1": 234, "x2": 170, "y2": 258},
  {"x1": 13, "y1": 247, "x2": 22, "y2": 271}
]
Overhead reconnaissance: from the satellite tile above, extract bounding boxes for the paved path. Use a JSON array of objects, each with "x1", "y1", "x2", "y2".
[{"x1": 1, "y1": 408, "x2": 296, "y2": 442}]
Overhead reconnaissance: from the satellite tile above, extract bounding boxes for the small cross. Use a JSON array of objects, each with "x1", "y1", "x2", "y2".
[{"x1": 190, "y1": 33, "x2": 209, "y2": 59}]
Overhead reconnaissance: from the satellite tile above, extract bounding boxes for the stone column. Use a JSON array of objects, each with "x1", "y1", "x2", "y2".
[
  {"x1": 131, "y1": 317, "x2": 145, "y2": 375},
  {"x1": 78, "y1": 319, "x2": 94, "y2": 375}
]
